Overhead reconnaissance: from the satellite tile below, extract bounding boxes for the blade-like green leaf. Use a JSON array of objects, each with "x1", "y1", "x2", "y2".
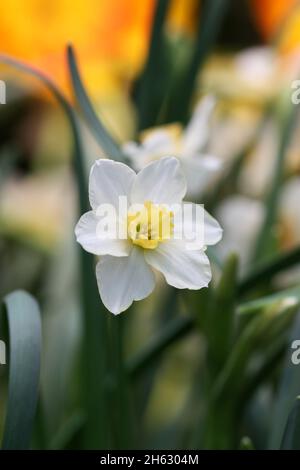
[
  {"x1": 127, "y1": 315, "x2": 192, "y2": 378},
  {"x1": 207, "y1": 254, "x2": 238, "y2": 372},
  {"x1": 1, "y1": 290, "x2": 42, "y2": 450},
  {"x1": 67, "y1": 45, "x2": 125, "y2": 161},
  {"x1": 280, "y1": 397, "x2": 300, "y2": 450},
  {"x1": 165, "y1": 0, "x2": 229, "y2": 123},
  {"x1": 269, "y1": 311, "x2": 300, "y2": 449},
  {"x1": 238, "y1": 286, "x2": 300, "y2": 317},
  {"x1": 239, "y1": 246, "x2": 300, "y2": 296},
  {"x1": 135, "y1": 0, "x2": 171, "y2": 130}
]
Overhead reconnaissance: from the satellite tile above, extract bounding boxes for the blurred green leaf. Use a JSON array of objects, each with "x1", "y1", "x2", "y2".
[
  {"x1": 107, "y1": 316, "x2": 133, "y2": 449},
  {"x1": 127, "y1": 315, "x2": 192, "y2": 378},
  {"x1": 280, "y1": 397, "x2": 300, "y2": 450},
  {"x1": 49, "y1": 412, "x2": 85, "y2": 450},
  {"x1": 239, "y1": 246, "x2": 300, "y2": 296},
  {"x1": 203, "y1": 298, "x2": 298, "y2": 448},
  {"x1": 1, "y1": 290, "x2": 42, "y2": 450},
  {"x1": 165, "y1": 0, "x2": 229, "y2": 123},
  {"x1": 239, "y1": 335, "x2": 287, "y2": 410},
  {"x1": 269, "y1": 311, "x2": 300, "y2": 449},
  {"x1": 238, "y1": 286, "x2": 300, "y2": 317},
  {"x1": 208, "y1": 254, "x2": 238, "y2": 372},
  {"x1": 212, "y1": 298, "x2": 299, "y2": 401},
  {"x1": 135, "y1": 0, "x2": 171, "y2": 130},
  {"x1": 67, "y1": 45, "x2": 125, "y2": 161}
]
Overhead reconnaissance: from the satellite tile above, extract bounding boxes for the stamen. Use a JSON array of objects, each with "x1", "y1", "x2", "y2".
[{"x1": 127, "y1": 201, "x2": 173, "y2": 249}]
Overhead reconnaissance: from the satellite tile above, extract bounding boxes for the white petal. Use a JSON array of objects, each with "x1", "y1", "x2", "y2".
[
  {"x1": 173, "y1": 203, "x2": 223, "y2": 248},
  {"x1": 182, "y1": 95, "x2": 216, "y2": 154},
  {"x1": 141, "y1": 130, "x2": 175, "y2": 155},
  {"x1": 181, "y1": 154, "x2": 222, "y2": 197},
  {"x1": 89, "y1": 159, "x2": 136, "y2": 210},
  {"x1": 75, "y1": 210, "x2": 130, "y2": 256},
  {"x1": 130, "y1": 156, "x2": 186, "y2": 204},
  {"x1": 204, "y1": 209, "x2": 223, "y2": 246},
  {"x1": 145, "y1": 241, "x2": 211, "y2": 289},
  {"x1": 96, "y1": 247, "x2": 156, "y2": 314}
]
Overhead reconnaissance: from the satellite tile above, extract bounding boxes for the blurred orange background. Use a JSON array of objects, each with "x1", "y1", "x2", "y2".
[{"x1": 0, "y1": 0, "x2": 201, "y2": 96}]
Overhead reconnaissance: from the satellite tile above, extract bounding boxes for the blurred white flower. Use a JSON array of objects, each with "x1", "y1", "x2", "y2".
[
  {"x1": 201, "y1": 47, "x2": 282, "y2": 106},
  {"x1": 215, "y1": 195, "x2": 265, "y2": 272},
  {"x1": 75, "y1": 157, "x2": 222, "y2": 314},
  {"x1": 234, "y1": 47, "x2": 279, "y2": 93},
  {"x1": 123, "y1": 96, "x2": 222, "y2": 198}
]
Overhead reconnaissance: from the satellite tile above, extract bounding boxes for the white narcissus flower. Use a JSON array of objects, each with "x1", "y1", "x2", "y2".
[
  {"x1": 122, "y1": 95, "x2": 222, "y2": 198},
  {"x1": 75, "y1": 157, "x2": 222, "y2": 315}
]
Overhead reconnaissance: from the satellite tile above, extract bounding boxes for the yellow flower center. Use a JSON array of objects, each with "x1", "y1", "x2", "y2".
[{"x1": 127, "y1": 201, "x2": 174, "y2": 250}]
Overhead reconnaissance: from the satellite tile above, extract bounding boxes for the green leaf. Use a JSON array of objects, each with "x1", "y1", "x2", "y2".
[
  {"x1": 165, "y1": 0, "x2": 229, "y2": 123},
  {"x1": 107, "y1": 316, "x2": 133, "y2": 449},
  {"x1": 207, "y1": 254, "x2": 238, "y2": 371},
  {"x1": 135, "y1": 0, "x2": 171, "y2": 130},
  {"x1": 1, "y1": 290, "x2": 42, "y2": 450},
  {"x1": 48, "y1": 412, "x2": 85, "y2": 450},
  {"x1": 67, "y1": 45, "x2": 125, "y2": 161},
  {"x1": 127, "y1": 315, "x2": 192, "y2": 378},
  {"x1": 239, "y1": 246, "x2": 300, "y2": 296},
  {"x1": 269, "y1": 311, "x2": 300, "y2": 449},
  {"x1": 211, "y1": 298, "x2": 299, "y2": 401},
  {"x1": 238, "y1": 286, "x2": 300, "y2": 317},
  {"x1": 280, "y1": 397, "x2": 300, "y2": 450},
  {"x1": 238, "y1": 335, "x2": 287, "y2": 409}
]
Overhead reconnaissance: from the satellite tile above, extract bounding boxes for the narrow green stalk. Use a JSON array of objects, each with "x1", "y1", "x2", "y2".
[
  {"x1": 207, "y1": 254, "x2": 238, "y2": 374},
  {"x1": 203, "y1": 399, "x2": 236, "y2": 449},
  {"x1": 107, "y1": 316, "x2": 132, "y2": 449},
  {"x1": 81, "y1": 254, "x2": 110, "y2": 449}
]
